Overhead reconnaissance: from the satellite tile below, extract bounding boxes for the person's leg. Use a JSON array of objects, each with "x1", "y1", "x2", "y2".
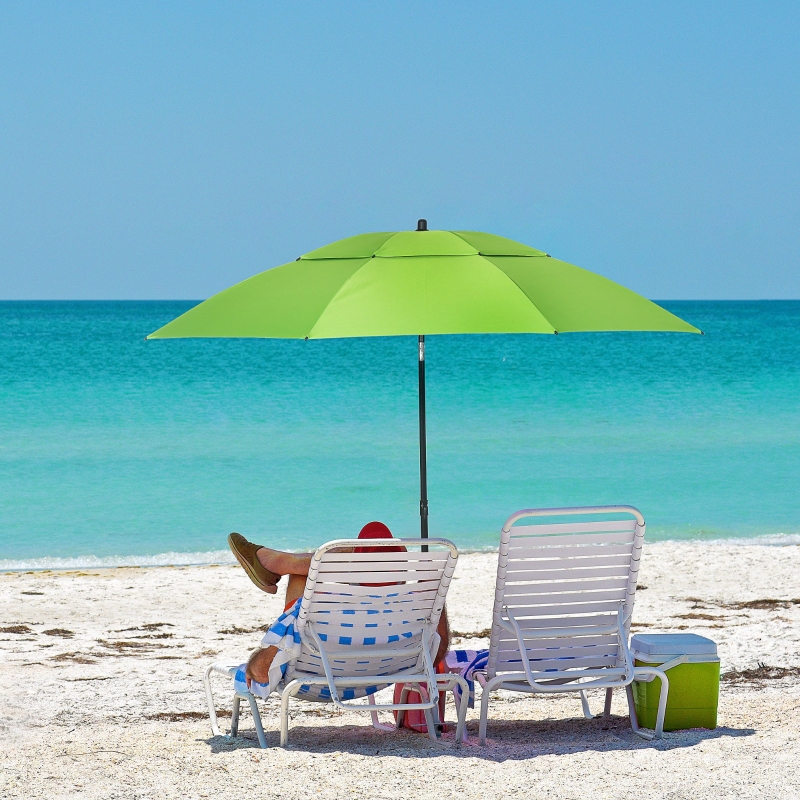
[
  {"x1": 435, "y1": 606, "x2": 450, "y2": 667},
  {"x1": 231, "y1": 533, "x2": 359, "y2": 593},
  {"x1": 282, "y1": 573, "x2": 307, "y2": 606},
  {"x1": 255, "y1": 542, "x2": 359, "y2": 578},
  {"x1": 245, "y1": 573, "x2": 308, "y2": 688},
  {"x1": 255, "y1": 547, "x2": 312, "y2": 578},
  {"x1": 228, "y1": 531, "x2": 313, "y2": 594}
]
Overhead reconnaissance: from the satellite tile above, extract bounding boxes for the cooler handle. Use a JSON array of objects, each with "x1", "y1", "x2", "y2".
[{"x1": 635, "y1": 654, "x2": 689, "y2": 679}]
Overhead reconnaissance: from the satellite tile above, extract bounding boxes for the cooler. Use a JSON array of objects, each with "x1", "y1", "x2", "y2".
[{"x1": 631, "y1": 633, "x2": 720, "y2": 731}]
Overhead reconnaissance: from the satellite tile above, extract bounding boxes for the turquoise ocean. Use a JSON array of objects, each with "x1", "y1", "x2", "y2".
[{"x1": 1, "y1": 300, "x2": 799, "y2": 569}]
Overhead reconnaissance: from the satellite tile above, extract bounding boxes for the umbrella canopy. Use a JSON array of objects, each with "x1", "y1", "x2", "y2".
[
  {"x1": 148, "y1": 226, "x2": 700, "y2": 340},
  {"x1": 148, "y1": 223, "x2": 700, "y2": 538}
]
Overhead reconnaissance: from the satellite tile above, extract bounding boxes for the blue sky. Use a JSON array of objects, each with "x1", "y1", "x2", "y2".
[{"x1": 1, "y1": 2, "x2": 798, "y2": 300}]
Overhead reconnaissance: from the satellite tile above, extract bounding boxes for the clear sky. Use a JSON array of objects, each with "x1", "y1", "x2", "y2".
[{"x1": 1, "y1": 2, "x2": 798, "y2": 300}]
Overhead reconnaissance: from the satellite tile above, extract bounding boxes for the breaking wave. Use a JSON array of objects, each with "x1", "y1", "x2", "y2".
[{"x1": 0, "y1": 549, "x2": 237, "y2": 572}]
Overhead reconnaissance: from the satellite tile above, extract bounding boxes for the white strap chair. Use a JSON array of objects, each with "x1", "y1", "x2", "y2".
[
  {"x1": 205, "y1": 537, "x2": 469, "y2": 747},
  {"x1": 476, "y1": 507, "x2": 670, "y2": 744}
]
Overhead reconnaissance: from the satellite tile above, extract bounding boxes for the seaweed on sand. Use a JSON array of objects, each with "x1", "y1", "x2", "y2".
[{"x1": 722, "y1": 662, "x2": 800, "y2": 685}]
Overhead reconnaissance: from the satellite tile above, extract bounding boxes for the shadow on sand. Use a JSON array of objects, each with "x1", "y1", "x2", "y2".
[{"x1": 202, "y1": 711, "x2": 755, "y2": 761}]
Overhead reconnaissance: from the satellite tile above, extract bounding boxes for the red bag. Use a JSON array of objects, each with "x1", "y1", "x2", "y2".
[{"x1": 393, "y1": 661, "x2": 448, "y2": 733}]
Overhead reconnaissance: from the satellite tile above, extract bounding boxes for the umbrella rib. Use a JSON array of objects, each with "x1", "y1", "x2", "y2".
[
  {"x1": 305, "y1": 258, "x2": 375, "y2": 339},
  {"x1": 475, "y1": 254, "x2": 558, "y2": 334},
  {"x1": 305, "y1": 253, "x2": 559, "y2": 337},
  {"x1": 446, "y1": 232, "x2": 557, "y2": 333}
]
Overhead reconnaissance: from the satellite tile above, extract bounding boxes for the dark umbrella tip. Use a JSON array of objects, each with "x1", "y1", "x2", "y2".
[{"x1": 416, "y1": 219, "x2": 428, "y2": 231}]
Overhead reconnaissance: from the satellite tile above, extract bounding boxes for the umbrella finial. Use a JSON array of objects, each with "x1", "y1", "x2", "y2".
[{"x1": 416, "y1": 219, "x2": 428, "y2": 231}]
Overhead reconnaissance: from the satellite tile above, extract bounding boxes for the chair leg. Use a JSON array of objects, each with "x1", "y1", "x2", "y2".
[
  {"x1": 424, "y1": 674, "x2": 469, "y2": 745},
  {"x1": 246, "y1": 694, "x2": 268, "y2": 749},
  {"x1": 230, "y1": 695, "x2": 241, "y2": 737},
  {"x1": 409, "y1": 682, "x2": 438, "y2": 742},
  {"x1": 448, "y1": 675, "x2": 470, "y2": 745},
  {"x1": 431, "y1": 691, "x2": 442, "y2": 728},
  {"x1": 423, "y1": 703, "x2": 439, "y2": 742},
  {"x1": 579, "y1": 690, "x2": 593, "y2": 719},
  {"x1": 280, "y1": 690, "x2": 291, "y2": 747},
  {"x1": 626, "y1": 683, "x2": 653, "y2": 741},
  {"x1": 652, "y1": 670, "x2": 669, "y2": 739},
  {"x1": 603, "y1": 688, "x2": 613, "y2": 717},
  {"x1": 478, "y1": 681, "x2": 493, "y2": 745},
  {"x1": 368, "y1": 693, "x2": 395, "y2": 732},
  {"x1": 395, "y1": 684, "x2": 411, "y2": 730},
  {"x1": 280, "y1": 680, "x2": 303, "y2": 747},
  {"x1": 628, "y1": 668, "x2": 669, "y2": 740},
  {"x1": 203, "y1": 665, "x2": 223, "y2": 738}
]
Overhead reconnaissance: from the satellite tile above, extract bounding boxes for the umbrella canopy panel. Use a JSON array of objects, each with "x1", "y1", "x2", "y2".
[{"x1": 147, "y1": 230, "x2": 700, "y2": 340}]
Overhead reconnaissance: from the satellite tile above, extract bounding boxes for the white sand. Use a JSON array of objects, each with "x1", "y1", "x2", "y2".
[{"x1": 1, "y1": 542, "x2": 799, "y2": 799}]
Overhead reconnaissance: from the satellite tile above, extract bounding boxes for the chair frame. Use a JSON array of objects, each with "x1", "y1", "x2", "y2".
[
  {"x1": 476, "y1": 507, "x2": 670, "y2": 744},
  {"x1": 204, "y1": 537, "x2": 469, "y2": 747}
]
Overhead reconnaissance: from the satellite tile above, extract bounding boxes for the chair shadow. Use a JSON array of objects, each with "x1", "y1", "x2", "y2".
[{"x1": 202, "y1": 712, "x2": 755, "y2": 761}]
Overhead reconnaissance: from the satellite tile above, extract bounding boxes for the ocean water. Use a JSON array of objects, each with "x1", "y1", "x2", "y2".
[{"x1": 1, "y1": 300, "x2": 799, "y2": 569}]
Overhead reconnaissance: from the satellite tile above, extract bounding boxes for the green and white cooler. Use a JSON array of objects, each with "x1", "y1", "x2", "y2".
[{"x1": 631, "y1": 633, "x2": 720, "y2": 731}]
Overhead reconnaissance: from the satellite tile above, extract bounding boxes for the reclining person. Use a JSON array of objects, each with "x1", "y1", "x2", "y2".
[{"x1": 228, "y1": 522, "x2": 450, "y2": 690}]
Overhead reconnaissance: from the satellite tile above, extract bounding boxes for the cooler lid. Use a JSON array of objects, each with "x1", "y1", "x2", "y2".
[{"x1": 631, "y1": 633, "x2": 718, "y2": 657}]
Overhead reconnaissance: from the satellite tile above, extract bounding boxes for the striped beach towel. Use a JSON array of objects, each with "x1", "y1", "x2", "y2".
[
  {"x1": 444, "y1": 649, "x2": 489, "y2": 709},
  {"x1": 443, "y1": 646, "x2": 589, "y2": 709},
  {"x1": 234, "y1": 598, "x2": 304, "y2": 700},
  {"x1": 234, "y1": 595, "x2": 422, "y2": 703}
]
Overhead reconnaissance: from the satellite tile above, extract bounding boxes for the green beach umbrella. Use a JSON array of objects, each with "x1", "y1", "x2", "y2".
[{"x1": 148, "y1": 221, "x2": 700, "y2": 536}]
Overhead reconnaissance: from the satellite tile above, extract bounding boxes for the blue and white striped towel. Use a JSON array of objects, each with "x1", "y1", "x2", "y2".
[
  {"x1": 444, "y1": 649, "x2": 489, "y2": 709},
  {"x1": 233, "y1": 595, "x2": 422, "y2": 703},
  {"x1": 234, "y1": 598, "x2": 304, "y2": 700}
]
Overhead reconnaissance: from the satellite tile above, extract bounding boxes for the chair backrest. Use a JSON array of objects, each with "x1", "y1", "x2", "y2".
[
  {"x1": 487, "y1": 507, "x2": 644, "y2": 681},
  {"x1": 292, "y1": 538, "x2": 458, "y2": 686}
]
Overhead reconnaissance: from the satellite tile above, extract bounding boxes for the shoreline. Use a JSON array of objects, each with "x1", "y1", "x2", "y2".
[{"x1": 3, "y1": 533, "x2": 800, "y2": 573}]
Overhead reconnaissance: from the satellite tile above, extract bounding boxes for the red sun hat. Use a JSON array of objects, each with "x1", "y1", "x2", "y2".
[{"x1": 355, "y1": 521, "x2": 406, "y2": 554}]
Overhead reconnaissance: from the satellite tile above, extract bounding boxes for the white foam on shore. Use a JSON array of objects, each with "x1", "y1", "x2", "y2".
[
  {"x1": 650, "y1": 532, "x2": 800, "y2": 547},
  {"x1": 460, "y1": 533, "x2": 800, "y2": 550},
  {"x1": 3, "y1": 533, "x2": 798, "y2": 572},
  {"x1": 0, "y1": 549, "x2": 237, "y2": 572}
]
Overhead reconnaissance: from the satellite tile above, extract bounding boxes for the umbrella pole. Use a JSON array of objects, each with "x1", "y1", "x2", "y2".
[{"x1": 418, "y1": 335, "x2": 429, "y2": 540}]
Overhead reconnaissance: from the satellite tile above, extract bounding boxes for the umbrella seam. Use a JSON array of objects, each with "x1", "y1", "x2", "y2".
[
  {"x1": 303, "y1": 254, "x2": 550, "y2": 261},
  {"x1": 477, "y1": 254, "x2": 557, "y2": 334},
  {"x1": 306, "y1": 253, "x2": 557, "y2": 338},
  {"x1": 305, "y1": 257, "x2": 376, "y2": 339},
  {"x1": 449, "y1": 231, "x2": 548, "y2": 259}
]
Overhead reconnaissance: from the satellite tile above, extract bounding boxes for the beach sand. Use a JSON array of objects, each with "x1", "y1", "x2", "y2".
[{"x1": 1, "y1": 542, "x2": 799, "y2": 799}]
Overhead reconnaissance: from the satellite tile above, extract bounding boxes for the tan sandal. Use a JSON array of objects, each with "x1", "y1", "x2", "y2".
[{"x1": 227, "y1": 533, "x2": 280, "y2": 594}]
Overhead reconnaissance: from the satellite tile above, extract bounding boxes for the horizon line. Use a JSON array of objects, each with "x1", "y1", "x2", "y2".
[{"x1": 1, "y1": 297, "x2": 799, "y2": 303}]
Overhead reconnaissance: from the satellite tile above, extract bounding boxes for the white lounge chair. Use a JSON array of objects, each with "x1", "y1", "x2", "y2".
[
  {"x1": 476, "y1": 507, "x2": 670, "y2": 744},
  {"x1": 204, "y1": 537, "x2": 469, "y2": 747}
]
